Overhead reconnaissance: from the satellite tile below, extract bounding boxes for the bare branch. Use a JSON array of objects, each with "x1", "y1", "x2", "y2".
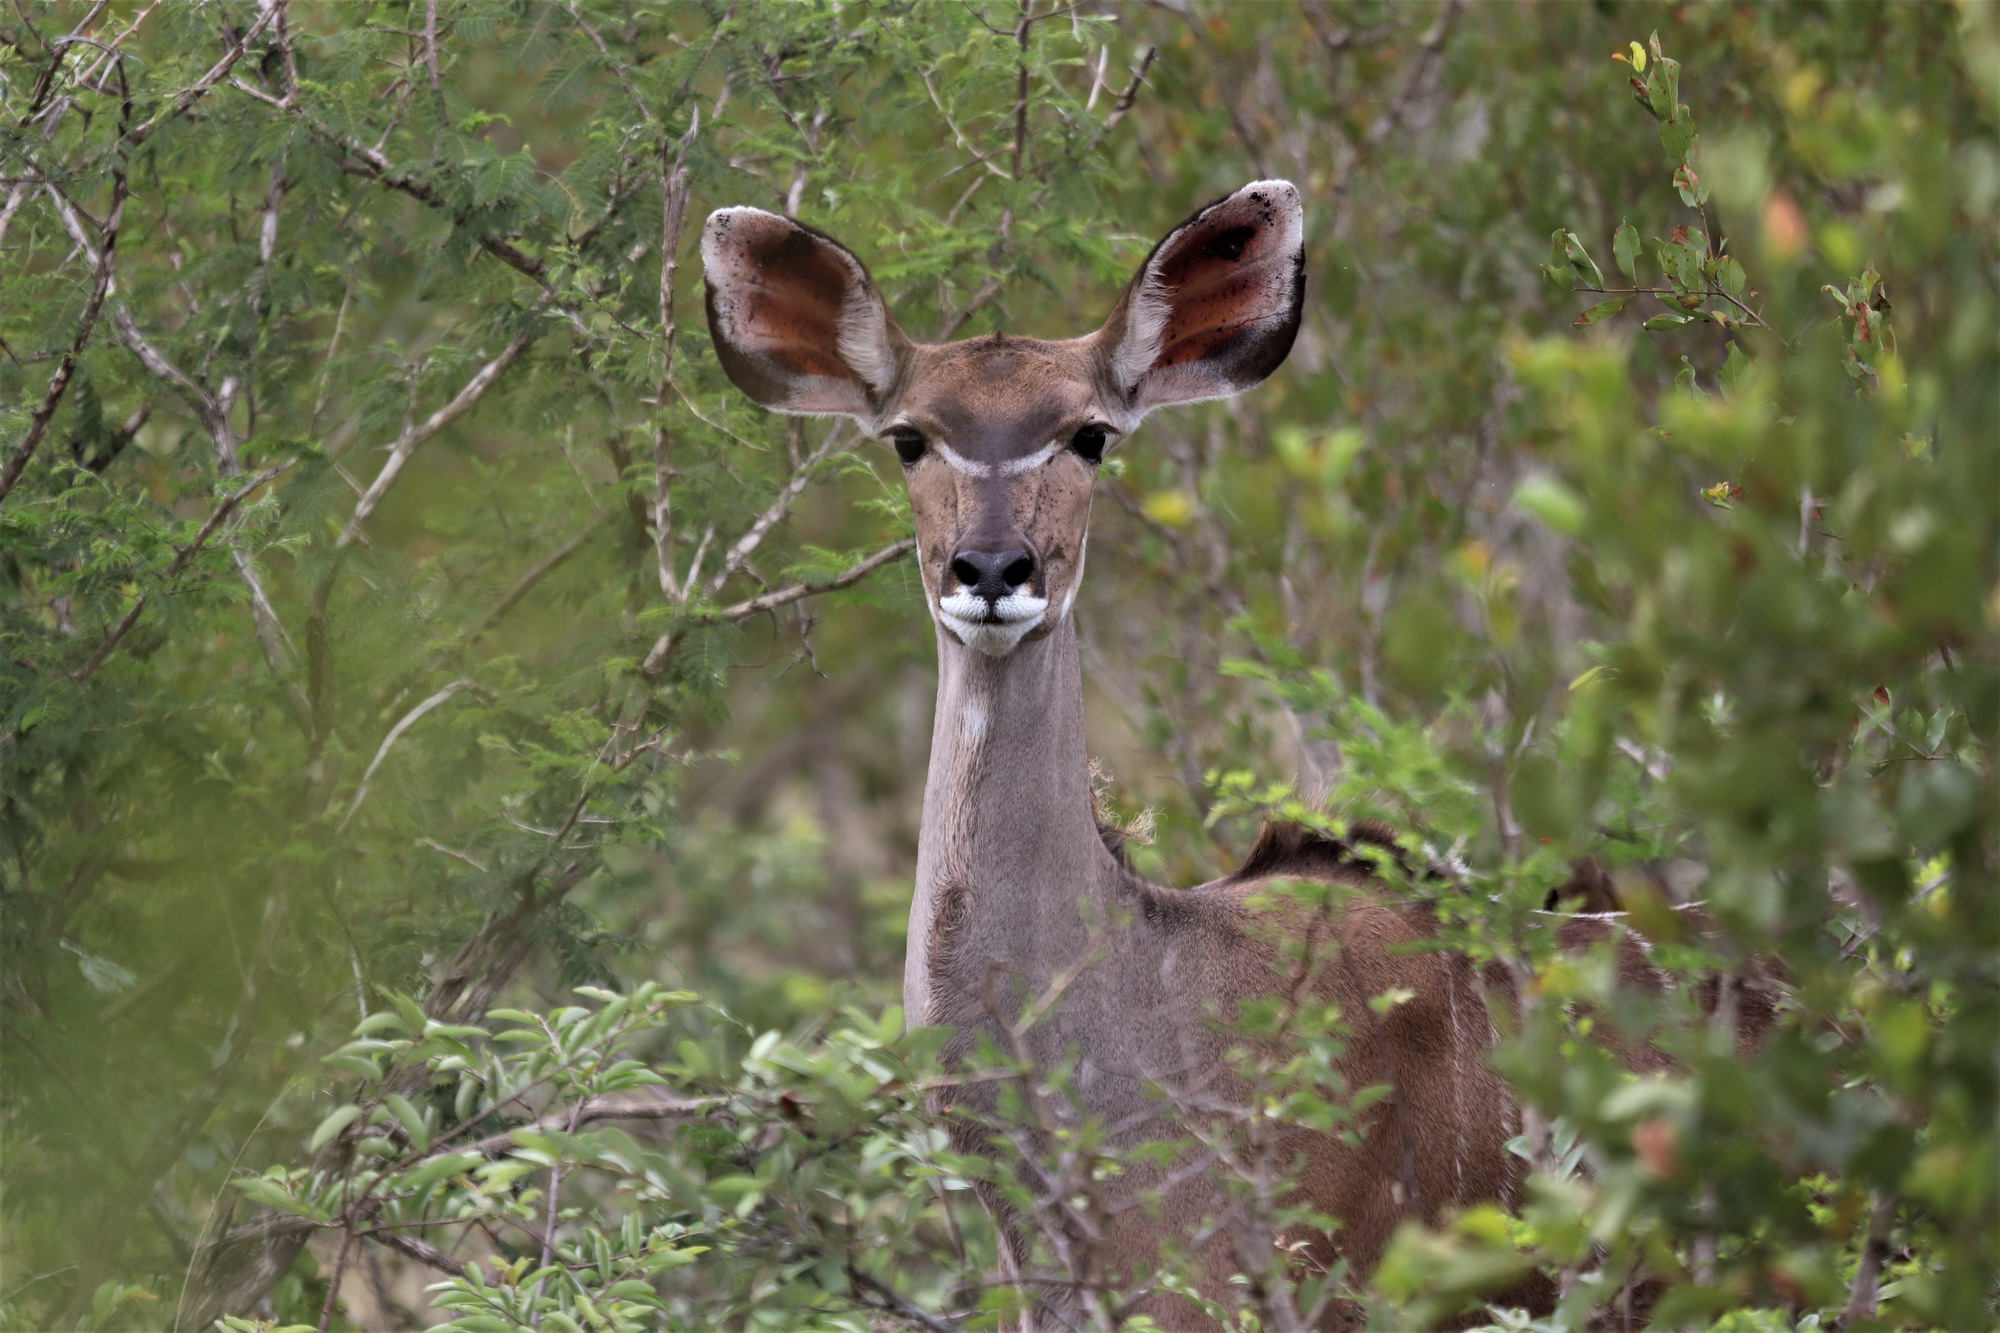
[
  {"x1": 844, "y1": 1263, "x2": 959, "y2": 1333},
  {"x1": 0, "y1": 171, "x2": 126, "y2": 506},
  {"x1": 337, "y1": 327, "x2": 538, "y2": 548},
  {"x1": 1101, "y1": 46, "x2": 1157, "y2": 132},
  {"x1": 652, "y1": 115, "x2": 699, "y2": 602},
  {"x1": 362, "y1": 1227, "x2": 466, "y2": 1279},
  {"x1": 702, "y1": 536, "x2": 917, "y2": 626},
  {"x1": 338, "y1": 681, "x2": 470, "y2": 832},
  {"x1": 281, "y1": 113, "x2": 550, "y2": 284},
  {"x1": 421, "y1": 0, "x2": 446, "y2": 126},
  {"x1": 0, "y1": 184, "x2": 30, "y2": 252},
  {"x1": 42, "y1": 183, "x2": 228, "y2": 441},
  {"x1": 937, "y1": 273, "x2": 1003, "y2": 341},
  {"x1": 76, "y1": 0, "x2": 170, "y2": 90},
  {"x1": 707, "y1": 424, "x2": 849, "y2": 595}
]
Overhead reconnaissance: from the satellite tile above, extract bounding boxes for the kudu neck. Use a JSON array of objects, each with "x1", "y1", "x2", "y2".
[{"x1": 905, "y1": 616, "x2": 1118, "y2": 1026}]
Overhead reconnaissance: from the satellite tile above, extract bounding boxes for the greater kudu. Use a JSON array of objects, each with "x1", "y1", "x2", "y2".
[{"x1": 700, "y1": 182, "x2": 1664, "y2": 1329}]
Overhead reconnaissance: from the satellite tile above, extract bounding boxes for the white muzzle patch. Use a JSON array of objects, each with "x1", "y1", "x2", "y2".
[{"x1": 937, "y1": 590, "x2": 1047, "y2": 657}]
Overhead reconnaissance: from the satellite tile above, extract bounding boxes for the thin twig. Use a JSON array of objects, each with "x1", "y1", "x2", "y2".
[
  {"x1": 456, "y1": 528, "x2": 594, "y2": 646},
  {"x1": 707, "y1": 424, "x2": 849, "y2": 595},
  {"x1": 919, "y1": 69, "x2": 1011, "y2": 181},
  {"x1": 337, "y1": 327, "x2": 538, "y2": 548},
  {"x1": 844, "y1": 1263, "x2": 959, "y2": 1333},
  {"x1": 338, "y1": 681, "x2": 470, "y2": 832},
  {"x1": 1100, "y1": 45, "x2": 1156, "y2": 132},
  {"x1": 651, "y1": 113, "x2": 699, "y2": 602},
  {"x1": 362, "y1": 1227, "x2": 466, "y2": 1278},
  {"x1": 699, "y1": 536, "x2": 916, "y2": 626},
  {"x1": 639, "y1": 536, "x2": 915, "y2": 679},
  {"x1": 1572, "y1": 283, "x2": 1770, "y2": 329}
]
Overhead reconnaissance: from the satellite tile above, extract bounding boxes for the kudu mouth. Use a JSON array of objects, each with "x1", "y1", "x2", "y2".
[{"x1": 933, "y1": 534, "x2": 1052, "y2": 656}]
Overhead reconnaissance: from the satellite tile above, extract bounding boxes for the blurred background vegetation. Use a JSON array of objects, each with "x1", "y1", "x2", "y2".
[{"x1": 1, "y1": 1, "x2": 1993, "y2": 1329}]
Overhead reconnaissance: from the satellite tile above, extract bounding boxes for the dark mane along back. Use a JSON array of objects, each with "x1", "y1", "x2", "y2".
[{"x1": 1229, "y1": 818, "x2": 1437, "y2": 885}]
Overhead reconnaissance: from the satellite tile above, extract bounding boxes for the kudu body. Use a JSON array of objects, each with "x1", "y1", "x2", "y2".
[{"x1": 700, "y1": 184, "x2": 1696, "y2": 1328}]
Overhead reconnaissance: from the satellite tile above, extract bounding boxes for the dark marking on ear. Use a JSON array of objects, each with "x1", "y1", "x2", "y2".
[
  {"x1": 1205, "y1": 225, "x2": 1256, "y2": 262},
  {"x1": 1097, "y1": 180, "x2": 1306, "y2": 412},
  {"x1": 700, "y1": 206, "x2": 905, "y2": 417}
]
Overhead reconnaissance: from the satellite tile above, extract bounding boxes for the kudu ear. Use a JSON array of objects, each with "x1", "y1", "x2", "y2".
[
  {"x1": 701, "y1": 207, "x2": 909, "y2": 419},
  {"x1": 1096, "y1": 180, "x2": 1305, "y2": 418}
]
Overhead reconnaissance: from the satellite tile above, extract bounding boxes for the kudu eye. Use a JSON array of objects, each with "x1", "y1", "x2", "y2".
[
  {"x1": 888, "y1": 427, "x2": 927, "y2": 466},
  {"x1": 1069, "y1": 423, "x2": 1108, "y2": 464}
]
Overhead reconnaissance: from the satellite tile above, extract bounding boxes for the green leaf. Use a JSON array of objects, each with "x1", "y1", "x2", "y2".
[
  {"x1": 1613, "y1": 222, "x2": 1641, "y2": 280},
  {"x1": 1642, "y1": 312, "x2": 1691, "y2": 330},
  {"x1": 1512, "y1": 474, "x2": 1587, "y2": 536},
  {"x1": 384, "y1": 1092, "x2": 430, "y2": 1152},
  {"x1": 353, "y1": 1010, "x2": 408, "y2": 1038},
  {"x1": 1720, "y1": 343, "x2": 1753, "y2": 395},
  {"x1": 309, "y1": 1104, "x2": 364, "y2": 1152},
  {"x1": 401, "y1": 1150, "x2": 482, "y2": 1193},
  {"x1": 1572, "y1": 294, "x2": 1634, "y2": 327},
  {"x1": 1716, "y1": 254, "x2": 1747, "y2": 297},
  {"x1": 1660, "y1": 109, "x2": 1697, "y2": 163},
  {"x1": 322, "y1": 1053, "x2": 384, "y2": 1079},
  {"x1": 1562, "y1": 231, "x2": 1606, "y2": 289}
]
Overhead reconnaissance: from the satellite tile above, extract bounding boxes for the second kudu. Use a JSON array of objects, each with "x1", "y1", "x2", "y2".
[{"x1": 703, "y1": 182, "x2": 1615, "y2": 1328}]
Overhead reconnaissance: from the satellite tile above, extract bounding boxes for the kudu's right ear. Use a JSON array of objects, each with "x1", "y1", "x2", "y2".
[
  {"x1": 1096, "y1": 180, "x2": 1305, "y2": 420},
  {"x1": 701, "y1": 207, "x2": 908, "y2": 419}
]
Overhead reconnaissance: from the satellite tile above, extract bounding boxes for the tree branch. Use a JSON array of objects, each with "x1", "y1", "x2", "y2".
[
  {"x1": 42, "y1": 182, "x2": 229, "y2": 442},
  {"x1": 0, "y1": 171, "x2": 126, "y2": 506},
  {"x1": 337, "y1": 327, "x2": 538, "y2": 548},
  {"x1": 707, "y1": 424, "x2": 849, "y2": 596},
  {"x1": 337, "y1": 681, "x2": 470, "y2": 832},
  {"x1": 461, "y1": 1093, "x2": 724, "y2": 1160},
  {"x1": 702, "y1": 536, "x2": 917, "y2": 626},
  {"x1": 639, "y1": 536, "x2": 915, "y2": 680},
  {"x1": 363, "y1": 1227, "x2": 466, "y2": 1279},
  {"x1": 652, "y1": 115, "x2": 698, "y2": 603},
  {"x1": 122, "y1": 0, "x2": 280, "y2": 151}
]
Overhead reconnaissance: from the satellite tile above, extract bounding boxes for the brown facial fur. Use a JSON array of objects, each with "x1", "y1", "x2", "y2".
[{"x1": 894, "y1": 337, "x2": 1106, "y2": 633}]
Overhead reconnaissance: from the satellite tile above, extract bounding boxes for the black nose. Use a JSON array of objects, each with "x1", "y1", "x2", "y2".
[{"x1": 950, "y1": 549, "x2": 1035, "y2": 601}]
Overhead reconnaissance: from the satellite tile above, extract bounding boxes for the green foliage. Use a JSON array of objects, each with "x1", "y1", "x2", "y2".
[
  {"x1": 224, "y1": 984, "x2": 970, "y2": 1331},
  {"x1": 2, "y1": 2, "x2": 1994, "y2": 1330}
]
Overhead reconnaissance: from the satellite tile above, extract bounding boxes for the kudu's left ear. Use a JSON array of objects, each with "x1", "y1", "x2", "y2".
[
  {"x1": 1096, "y1": 180, "x2": 1305, "y2": 418},
  {"x1": 701, "y1": 207, "x2": 909, "y2": 419}
]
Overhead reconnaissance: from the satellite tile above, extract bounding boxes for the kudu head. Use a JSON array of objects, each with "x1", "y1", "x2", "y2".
[{"x1": 700, "y1": 181, "x2": 1305, "y2": 657}]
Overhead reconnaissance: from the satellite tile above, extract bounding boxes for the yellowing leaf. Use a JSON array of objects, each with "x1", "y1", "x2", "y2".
[{"x1": 1142, "y1": 490, "x2": 1195, "y2": 528}]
